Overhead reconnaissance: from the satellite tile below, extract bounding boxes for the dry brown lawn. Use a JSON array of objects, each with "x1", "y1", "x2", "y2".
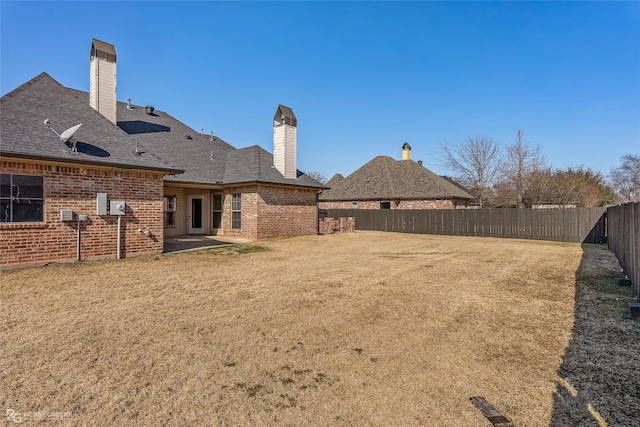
[{"x1": 0, "y1": 231, "x2": 636, "y2": 426}]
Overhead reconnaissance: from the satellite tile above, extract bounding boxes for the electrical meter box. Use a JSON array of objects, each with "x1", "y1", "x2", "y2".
[
  {"x1": 60, "y1": 209, "x2": 74, "y2": 221},
  {"x1": 110, "y1": 201, "x2": 125, "y2": 216}
]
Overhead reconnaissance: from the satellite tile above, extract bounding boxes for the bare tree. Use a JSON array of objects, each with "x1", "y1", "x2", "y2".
[
  {"x1": 501, "y1": 130, "x2": 548, "y2": 207},
  {"x1": 438, "y1": 136, "x2": 503, "y2": 208},
  {"x1": 523, "y1": 168, "x2": 553, "y2": 207},
  {"x1": 609, "y1": 154, "x2": 640, "y2": 203},
  {"x1": 528, "y1": 166, "x2": 616, "y2": 207},
  {"x1": 305, "y1": 171, "x2": 328, "y2": 185}
]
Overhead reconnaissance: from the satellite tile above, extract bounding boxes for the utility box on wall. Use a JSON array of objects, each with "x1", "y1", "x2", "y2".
[
  {"x1": 110, "y1": 201, "x2": 125, "y2": 215},
  {"x1": 60, "y1": 209, "x2": 74, "y2": 221},
  {"x1": 97, "y1": 193, "x2": 108, "y2": 215}
]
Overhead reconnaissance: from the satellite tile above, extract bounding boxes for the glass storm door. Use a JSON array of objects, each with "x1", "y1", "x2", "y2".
[{"x1": 188, "y1": 195, "x2": 205, "y2": 234}]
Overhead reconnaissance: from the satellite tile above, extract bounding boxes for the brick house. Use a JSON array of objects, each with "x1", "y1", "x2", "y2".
[
  {"x1": 0, "y1": 39, "x2": 324, "y2": 267},
  {"x1": 319, "y1": 143, "x2": 473, "y2": 209}
]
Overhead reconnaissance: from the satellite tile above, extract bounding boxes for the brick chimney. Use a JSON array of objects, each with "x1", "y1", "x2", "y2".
[
  {"x1": 273, "y1": 105, "x2": 297, "y2": 179},
  {"x1": 89, "y1": 38, "x2": 117, "y2": 124}
]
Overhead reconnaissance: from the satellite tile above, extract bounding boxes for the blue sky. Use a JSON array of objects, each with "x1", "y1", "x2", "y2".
[{"x1": 2, "y1": 1, "x2": 639, "y2": 179}]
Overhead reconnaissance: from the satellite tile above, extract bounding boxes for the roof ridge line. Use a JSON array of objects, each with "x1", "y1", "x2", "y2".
[{"x1": 1, "y1": 72, "x2": 58, "y2": 104}]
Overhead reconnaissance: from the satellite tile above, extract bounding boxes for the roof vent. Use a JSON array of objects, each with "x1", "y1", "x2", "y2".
[
  {"x1": 127, "y1": 99, "x2": 133, "y2": 110},
  {"x1": 145, "y1": 105, "x2": 155, "y2": 115},
  {"x1": 418, "y1": 160, "x2": 423, "y2": 166}
]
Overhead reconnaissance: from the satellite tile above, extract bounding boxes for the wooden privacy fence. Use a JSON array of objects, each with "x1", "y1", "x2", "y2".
[
  {"x1": 607, "y1": 203, "x2": 639, "y2": 298},
  {"x1": 325, "y1": 207, "x2": 607, "y2": 244}
]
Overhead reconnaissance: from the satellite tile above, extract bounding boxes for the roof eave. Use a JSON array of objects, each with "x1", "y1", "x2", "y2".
[
  {"x1": 223, "y1": 179, "x2": 326, "y2": 190},
  {"x1": 0, "y1": 152, "x2": 183, "y2": 175}
]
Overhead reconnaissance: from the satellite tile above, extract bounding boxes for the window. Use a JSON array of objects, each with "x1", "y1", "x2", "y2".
[
  {"x1": 352, "y1": 201, "x2": 358, "y2": 208},
  {"x1": 379, "y1": 201, "x2": 391, "y2": 209},
  {"x1": 212, "y1": 194, "x2": 222, "y2": 229},
  {"x1": 0, "y1": 174, "x2": 44, "y2": 223},
  {"x1": 231, "y1": 194, "x2": 241, "y2": 229},
  {"x1": 164, "y1": 195, "x2": 176, "y2": 228}
]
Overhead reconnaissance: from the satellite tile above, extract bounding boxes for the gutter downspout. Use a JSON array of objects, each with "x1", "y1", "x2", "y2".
[
  {"x1": 316, "y1": 190, "x2": 323, "y2": 235},
  {"x1": 117, "y1": 215, "x2": 122, "y2": 259}
]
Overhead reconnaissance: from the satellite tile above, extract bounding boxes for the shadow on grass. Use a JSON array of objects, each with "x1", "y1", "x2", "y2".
[
  {"x1": 163, "y1": 236, "x2": 240, "y2": 253},
  {"x1": 550, "y1": 244, "x2": 640, "y2": 427}
]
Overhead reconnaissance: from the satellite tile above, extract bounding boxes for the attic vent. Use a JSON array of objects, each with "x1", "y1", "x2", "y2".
[
  {"x1": 186, "y1": 135, "x2": 193, "y2": 140},
  {"x1": 145, "y1": 105, "x2": 155, "y2": 114},
  {"x1": 127, "y1": 99, "x2": 133, "y2": 110}
]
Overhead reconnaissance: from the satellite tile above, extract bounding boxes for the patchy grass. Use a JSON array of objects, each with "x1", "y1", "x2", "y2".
[
  {"x1": 551, "y1": 244, "x2": 640, "y2": 427},
  {"x1": 1, "y1": 231, "x2": 636, "y2": 426}
]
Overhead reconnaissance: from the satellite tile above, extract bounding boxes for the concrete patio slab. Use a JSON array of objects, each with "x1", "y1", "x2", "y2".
[{"x1": 163, "y1": 235, "x2": 252, "y2": 254}]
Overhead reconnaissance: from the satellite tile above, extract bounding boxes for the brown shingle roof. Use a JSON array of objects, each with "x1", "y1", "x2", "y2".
[
  {"x1": 325, "y1": 173, "x2": 344, "y2": 188},
  {"x1": 319, "y1": 156, "x2": 473, "y2": 201}
]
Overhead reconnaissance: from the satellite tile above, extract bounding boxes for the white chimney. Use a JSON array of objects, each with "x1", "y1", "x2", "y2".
[
  {"x1": 273, "y1": 104, "x2": 297, "y2": 179},
  {"x1": 402, "y1": 142, "x2": 412, "y2": 160},
  {"x1": 90, "y1": 38, "x2": 117, "y2": 124}
]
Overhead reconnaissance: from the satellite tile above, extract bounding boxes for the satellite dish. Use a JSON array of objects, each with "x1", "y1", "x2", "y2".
[
  {"x1": 59, "y1": 123, "x2": 82, "y2": 143},
  {"x1": 43, "y1": 119, "x2": 82, "y2": 152}
]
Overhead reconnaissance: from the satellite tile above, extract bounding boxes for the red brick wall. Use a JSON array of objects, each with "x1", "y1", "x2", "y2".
[
  {"x1": 1, "y1": 160, "x2": 165, "y2": 267},
  {"x1": 221, "y1": 185, "x2": 318, "y2": 240},
  {"x1": 397, "y1": 200, "x2": 455, "y2": 209},
  {"x1": 319, "y1": 199, "x2": 457, "y2": 209},
  {"x1": 222, "y1": 188, "x2": 259, "y2": 239},
  {"x1": 318, "y1": 217, "x2": 355, "y2": 234},
  {"x1": 256, "y1": 186, "x2": 318, "y2": 239}
]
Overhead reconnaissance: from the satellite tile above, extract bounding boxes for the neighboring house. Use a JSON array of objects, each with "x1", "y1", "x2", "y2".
[
  {"x1": 319, "y1": 143, "x2": 473, "y2": 209},
  {"x1": 0, "y1": 39, "x2": 324, "y2": 267},
  {"x1": 324, "y1": 173, "x2": 345, "y2": 189}
]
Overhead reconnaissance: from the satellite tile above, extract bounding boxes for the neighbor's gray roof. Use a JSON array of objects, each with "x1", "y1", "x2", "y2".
[
  {"x1": 319, "y1": 156, "x2": 474, "y2": 201},
  {"x1": 0, "y1": 73, "x2": 180, "y2": 173},
  {"x1": 1, "y1": 73, "x2": 324, "y2": 189}
]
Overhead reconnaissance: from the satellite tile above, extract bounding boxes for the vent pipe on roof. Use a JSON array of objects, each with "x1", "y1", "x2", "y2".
[
  {"x1": 418, "y1": 160, "x2": 423, "y2": 166},
  {"x1": 127, "y1": 98, "x2": 133, "y2": 110},
  {"x1": 145, "y1": 105, "x2": 155, "y2": 115}
]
